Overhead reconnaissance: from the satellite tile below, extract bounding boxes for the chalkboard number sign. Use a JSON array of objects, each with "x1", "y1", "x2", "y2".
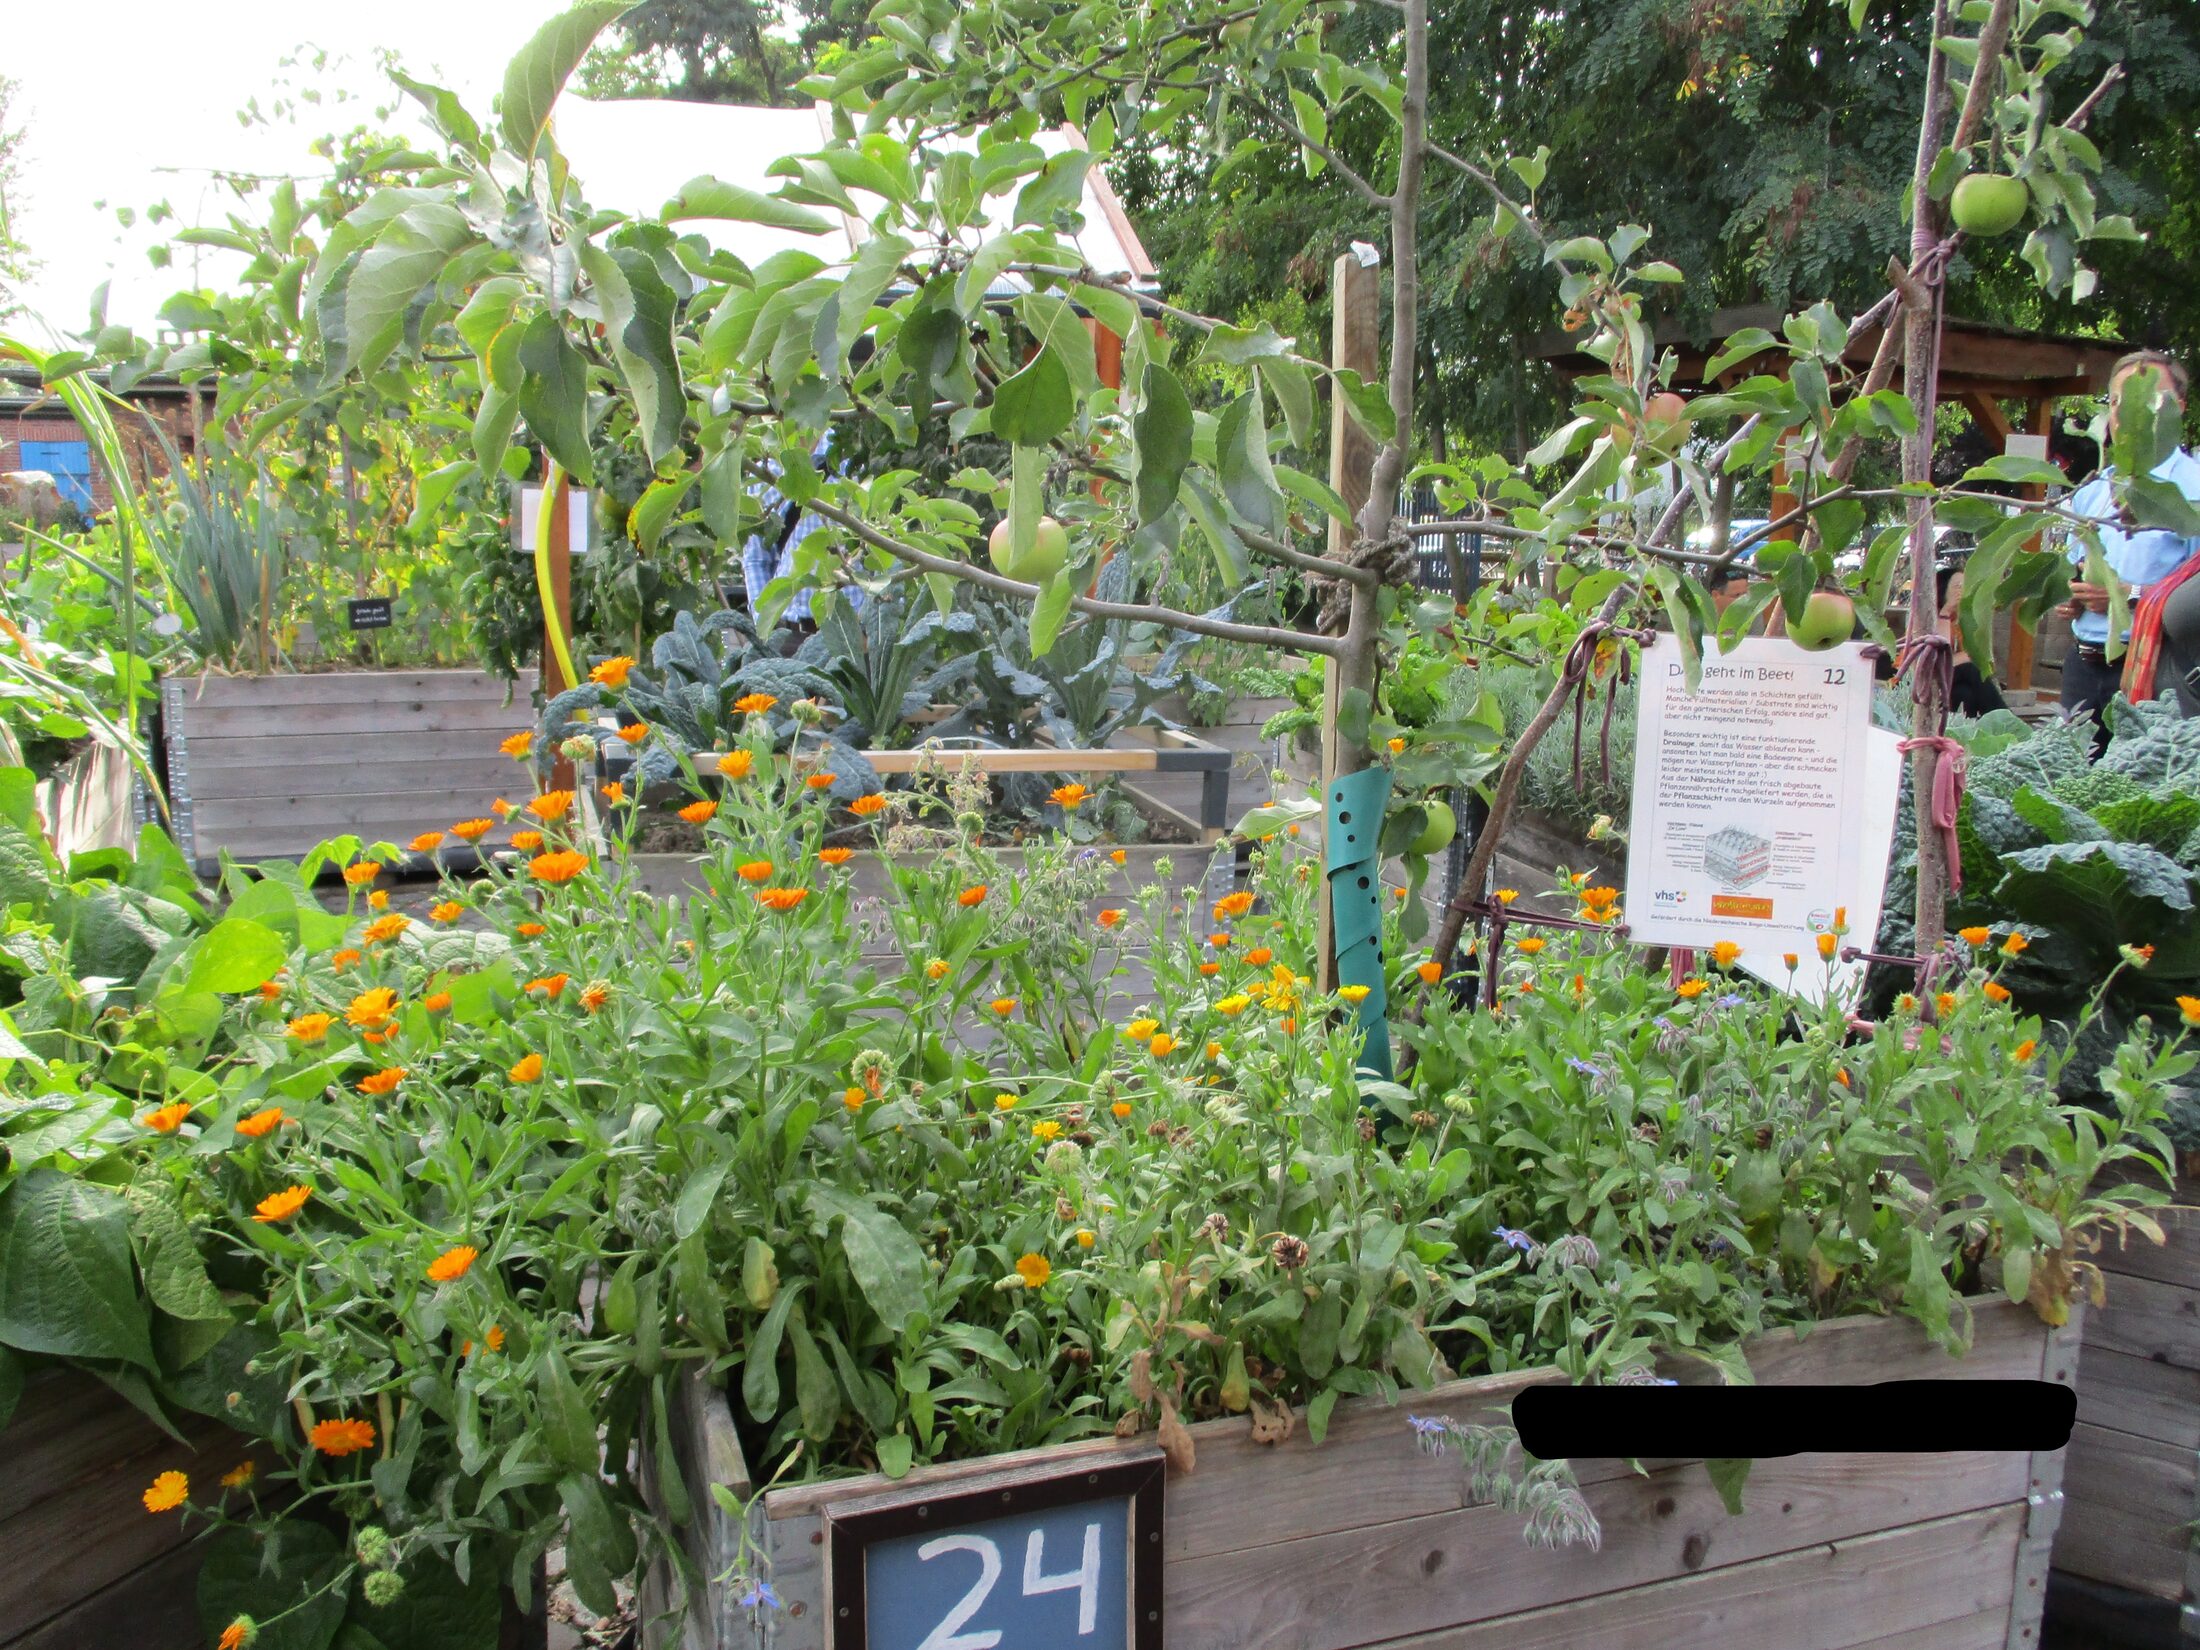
[
  {"x1": 347, "y1": 597, "x2": 393, "y2": 631},
  {"x1": 826, "y1": 1452, "x2": 1163, "y2": 1650}
]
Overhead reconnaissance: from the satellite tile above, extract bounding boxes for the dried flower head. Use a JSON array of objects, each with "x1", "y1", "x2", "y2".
[{"x1": 1270, "y1": 1234, "x2": 1310, "y2": 1271}]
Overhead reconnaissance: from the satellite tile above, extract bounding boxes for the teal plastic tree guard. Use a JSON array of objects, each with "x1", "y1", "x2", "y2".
[{"x1": 1326, "y1": 766, "x2": 1393, "y2": 1080}]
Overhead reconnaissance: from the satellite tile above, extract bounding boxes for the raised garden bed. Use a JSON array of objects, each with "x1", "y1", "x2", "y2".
[
  {"x1": 640, "y1": 1300, "x2": 2073, "y2": 1650},
  {"x1": 0, "y1": 1374, "x2": 247, "y2": 1650},
  {"x1": 2054, "y1": 1167, "x2": 2200, "y2": 1636},
  {"x1": 160, "y1": 668, "x2": 537, "y2": 874}
]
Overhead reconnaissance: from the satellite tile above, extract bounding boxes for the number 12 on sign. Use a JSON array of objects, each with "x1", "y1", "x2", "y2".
[{"x1": 826, "y1": 1453, "x2": 1163, "y2": 1650}]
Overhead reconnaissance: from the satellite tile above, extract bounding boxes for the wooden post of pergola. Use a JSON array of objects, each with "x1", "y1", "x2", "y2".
[{"x1": 1531, "y1": 305, "x2": 2131, "y2": 689}]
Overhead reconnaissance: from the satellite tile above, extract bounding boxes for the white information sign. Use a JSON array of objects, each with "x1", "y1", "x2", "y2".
[
  {"x1": 1624, "y1": 635, "x2": 1897, "y2": 1001},
  {"x1": 514, "y1": 485, "x2": 591, "y2": 559}
]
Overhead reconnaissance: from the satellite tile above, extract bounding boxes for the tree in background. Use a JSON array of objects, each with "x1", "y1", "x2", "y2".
[
  {"x1": 0, "y1": 76, "x2": 34, "y2": 316},
  {"x1": 579, "y1": 0, "x2": 872, "y2": 105},
  {"x1": 1117, "y1": 0, "x2": 2200, "y2": 463}
]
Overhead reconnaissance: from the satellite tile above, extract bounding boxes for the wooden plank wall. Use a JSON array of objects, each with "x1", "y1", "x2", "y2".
[
  {"x1": 647, "y1": 1301, "x2": 2060, "y2": 1650},
  {"x1": 163, "y1": 669, "x2": 537, "y2": 869},
  {"x1": 0, "y1": 1374, "x2": 252, "y2": 1648},
  {"x1": 2057, "y1": 1188, "x2": 2200, "y2": 1607}
]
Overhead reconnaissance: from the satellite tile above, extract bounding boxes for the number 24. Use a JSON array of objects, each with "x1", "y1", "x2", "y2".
[{"x1": 914, "y1": 1523, "x2": 1104, "y2": 1650}]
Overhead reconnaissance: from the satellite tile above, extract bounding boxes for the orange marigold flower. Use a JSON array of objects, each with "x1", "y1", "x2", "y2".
[
  {"x1": 342, "y1": 861, "x2": 381, "y2": 887},
  {"x1": 600, "y1": 781, "x2": 626, "y2": 805},
  {"x1": 1782, "y1": 953, "x2": 1799, "y2": 971},
  {"x1": 219, "y1": 1460, "x2": 256, "y2": 1490},
  {"x1": 529, "y1": 850, "x2": 590, "y2": 884},
  {"x1": 358, "y1": 1067, "x2": 406, "y2": 1096},
  {"x1": 581, "y1": 981, "x2": 611, "y2": 1013},
  {"x1": 254, "y1": 1184, "x2": 311, "y2": 1224},
  {"x1": 925, "y1": 958, "x2": 950, "y2": 980},
  {"x1": 421, "y1": 903, "x2": 461, "y2": 930},
  {"x1": 1049, "y1": 782, "x2": 1089, "y2": 810},
  {"x1": 361, "y1": 1027, "x2": 396, "y2": 1046},
  {"x1": 330, "y1": 947, "x2": 363, "y2": 972},
  {"x1": 409, "y1": 831, "x2": 445, "y2": 853},
  {"x1": 218, "y1": 1620, "x2": 251, "y2": 1650},
  {"x1": 990, "y1": 996, "x2": 1017, "y2": 1016},
  {"x1": 2002, "y1": 933, "x2": 2030, "y2": 956},
  {"x1": 234, "y1": 1106, "x2": 287, "y2": 1140},
  {"x1": 842, "y1": 1086, "x2": 867, "y2": 1113},
  {"x1": 427, "y1": 1244, "x2": 479, "y2": 1284},
  {"x1": 1281, "y1": 1015, "x2": 1299, "y2": 1032},
  {"x1": 2178, "y1": 996, "x2": 2200, "y2": 1028},
  {"x1": 1198, "y1": 962, "x2": 1220, "y2": 976},
  {"x1": 1387, "y1": 737, "x2": 1406, "y2": 755},
  {"x1": 804, "y1": 771, "x2": 836, "y2": 791},
  {"x1": 1959, "y1": 926, "x2": 1993, "y2": 947},
  {"x1": 347, "y1": 988, "x2": 399, "y2": 1030},
  {"x1": 368, "y1": 891, "x2": 389, "y2": 915},
  {"x1": 1213, "y1": 890, "x2": 1255, "y2": 921},
  {"x1": 717, "y1": 749, "x2": 754, "y2": 779},
  {"x1": 1110, "y1": 849, "x2": 1127, "y2": 865},
  {"x1": 287, "y1": 1012, "x2": 335, "y2": 1043},
  {"x1": 1097, "y1": 908, "x2": 1125, "y2": 929},
  {"x1": 591, "y1": 655, "x2": 636, "y2": 688},
  {"x1": 450, "y1": 818, "x2": 494, "y2": 843},
  {"x1": 508, "y1": 1053, "x2": 544, "y2": 1083},
  {"x1": 1711, "y1": 940, "x2": 1742, "y2": 968},
  {"x1": 1897, "y1": 992, "x2": 1919, "y2": 1013},
  {"x1": 509, "y1": 830, "x2": 544, "y2": 852},
  {"x1": 733, "y1": 693, "x2": 779, "y2": 715},
  {"x1": 756, "y1": 887, "x2": 811, "y2": 912},
  {"x1": 1015, "y1": 1253, "x2": 1052, "y2": 1288},
  {"x1": 2014, "y1": 1038, "x2": 2040, "y2": 1063},
  {"x1": 1494, "y1": 889, "x2": 1519, "y2": 905},
  {"x1": 491, "y1": 798, "x2": 515, "y2": 818},
  {"x1": 362, "y1": 913, "x2": 409, "y2": 945},
  {"x1": 1935, "y1": 992, "x2": 1959, "y2": 1017},
  {"x1": 484, "y1": 1325, "x2": 506, "y2": 1352},
  {"x1": 499, "y1": 731, "x2": 534, "y2": 758},
  {"x1": 1112, "y1": 1101, "x2": 1133, "y2": 1119},
  {"x1": 1517, "y1": 936, "x2": 1546, "y2": 955},
  {"x1": 1031, "y1": 1119, "x2": 1062, "y2": 1142},
  {"x1": 1149, "y1": 1033, "x2": 1178, "y2": 1056},
  {"x1": 1580, "y1": 885, "x2": 1620, "y2": 911},
  {"x1": 1816, "y1": 932, "x2": 1839, "y2": 959},
  {"x1": 958, "y1": 885, "x2": 989, "y2": 907},
  {"x1": 737, "y1": 859, "x2": 774, "y2": 882},
  {"x1": 258, "y1": 979, "x2": 284, "y2": 1001},
  {"x1": 142, "y1": 1470, "x2": 189, "y2": 1513},
  {"x1": 1676, "y1": 978, "x2": 1708, "y2": 999},
  {"x1": 423, "y1": 991, "x2": 453, "y2": 1013},
  {"x1": 516, "y1": 922, "x2": 546, "y2": 938},
  {"x1": 1076, "y1": 1228, "x2": 1097, "y2": 1248},
  {"x1": 680, "y1": 800, "x2": 719, "y2": 825},
  {"x1": 615, "y1": 724, "x2": 650, "y2": 747},
  {"x1": 526, "y1": 973, "x2": 569, "y2": 1000},
  {"x1": 849, "y1": 793, "x2": 888, "y2": 817},
  {"x1": 1210, "y1": 932, "x2": 1232, "y2": 949},
  {"x1": 309, "y1": 1417, "x2": 375, "y2": 1457},
  {"x1": 528, "y1": 790, "x2": 575, "y2": 822},
  {"x1": 138, "y1": 1102, "x2": 192, "y2": 1134},
  {"x1": 1417, "y1": 961, "x2": 1442, "y2": 985},
  {"x1": 1125, "y1": 1018, "x2": 1159, "y2": 1042},
  {"x1": 1244, "y1": 947, "x2": 1273, "y2": 967},
  {"x1": 819, "y1": 847, "x2": 854, "y2": 867},
  {"x1": 1206, "y1": 1041, "x2": 1223, "y2": 1059}
]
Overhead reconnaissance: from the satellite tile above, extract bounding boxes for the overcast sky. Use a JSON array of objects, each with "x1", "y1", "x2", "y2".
[{"x1": 7, "y1": 2, "x2": 565, "y2": 337}]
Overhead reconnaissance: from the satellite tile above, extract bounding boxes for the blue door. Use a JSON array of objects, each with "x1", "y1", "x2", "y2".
[{"x1": 16, "y1": 440, "x2": 94, "y2": 510}]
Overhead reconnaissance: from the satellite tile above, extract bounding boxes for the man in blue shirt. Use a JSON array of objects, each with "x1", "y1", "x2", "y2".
[
  {"x1": 741, "y1": 437, "x2": 838, "y2": 637},
  {"x1": 2060, "y1": 351, "x2": 2200, "y2": 744}
]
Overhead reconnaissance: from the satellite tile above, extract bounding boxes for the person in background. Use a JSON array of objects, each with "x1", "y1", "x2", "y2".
[
  {"x1": 2059, "y1": 350, "x2": 2200, "y2": 746},
  {"x1": 741, "y1": 436, "x2": 837, "y2": 647},
  {"x1": 1936, "y1": 563, "x2": 2009, "y2": 719}
]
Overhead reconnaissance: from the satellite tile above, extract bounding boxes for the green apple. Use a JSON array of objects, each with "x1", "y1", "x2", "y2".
[
  {"x1": 988, "y1": 514, "x2": 1070, "y2": 583},
  {"x1": 1951, "y1": 173, "x2": 2028, "y2": 239},
  {"x1": 1785, "y1": 590, "x2": 1856, "y2": 652},
  {"x1": 1220, "y1": 18, "x2": 1254, "y2": 46},
  {"x1": 1409, "y1": 799, "x2": 1456, "y2": 856}
]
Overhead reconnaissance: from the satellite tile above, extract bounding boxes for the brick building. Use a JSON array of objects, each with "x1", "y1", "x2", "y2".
[{"x1": 0, "y1": 366, "x2": 202, "y2": 515}]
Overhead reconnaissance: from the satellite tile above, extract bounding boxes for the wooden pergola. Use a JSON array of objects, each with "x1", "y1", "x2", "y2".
[{"x1": 1531, "y1": 304, "x2": 2132, "y2": 686}]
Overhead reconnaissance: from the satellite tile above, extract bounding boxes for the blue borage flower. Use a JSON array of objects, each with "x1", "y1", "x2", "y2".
[
  {"x1": 1564, "y1": 1056, "x2": 1603, "y2": 1078},
  {"x1": 737, "y1": 1580, "x2": 784, "y2": 1612},
  {"x1": 1495, "y1": 1226, "x2": 1537, "y2": 1254},
  {"x1": 1406, "y1": 1414, "x2": 1454, "y2": 1456}
]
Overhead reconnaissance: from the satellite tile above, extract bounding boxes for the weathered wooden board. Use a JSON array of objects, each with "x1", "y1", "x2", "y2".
[
  {"x1": 1375, "y1": 1503, "x2": 2019, "y2": 1650},
  {"x1": 164, "y1": 669, "x2": 536, "y2": 871},
  {"x1": 0, "y1": 1375, "x2": 245, "y2": 1648},
  {"x1": 2052, "y1": 1175, "x2": 2200, "y2": 1614},
  {"x1": 646, "y1": 1301, "x2": 2061, "y2": 1650},
  {"x1": 2058, "y1": 1421, "x2": 2193, "y2": 1596}
]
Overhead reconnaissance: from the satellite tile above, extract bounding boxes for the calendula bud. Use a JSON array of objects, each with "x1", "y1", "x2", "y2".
[
  {"x1": 558, "y1": 734, "x2": 595, "y2": 762},
  {"x1": 791, "y1": 698, "x2": 826, "y2": 725},
  {"x1": 363, "y1": 1570, "x2": 406, "y2": 1608},
  {"x1": 354, "y1": 1526, "x2": 392, "y2": 1568}
]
